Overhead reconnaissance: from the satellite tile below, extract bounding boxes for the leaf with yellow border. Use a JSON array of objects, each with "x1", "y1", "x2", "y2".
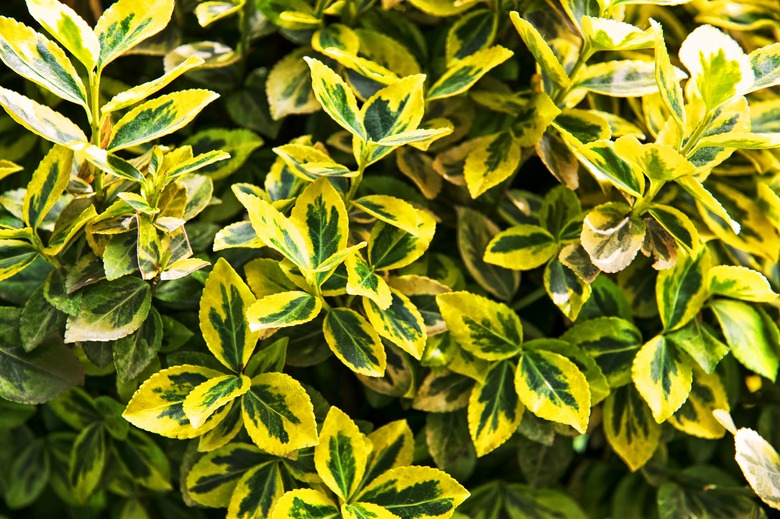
[
  {"x1": 632, "y1": 335, "x2": 693, "y2": 423},
  {"x1": 315, "y1": 406, "x2": 371, "y2": 501},
  {"x1": 304, "y1": 57, "x2": 366, "y2": 139},
  {"x1": 363, "y1": 288, "x2": 426, "y2": 360},
  {"x1": 669, "y1": 365, "x2": 729, "y2": 439},
  {"x1": 468, "y1": 360, "x2": 523, "y2": 457},
  {"x1": 95, "y1": 0, "x2": 175, "y2": 69},
  {"x1": 183, "y1": 374, "x2": 250, "y2": 429},
  {"x1": 603, "y1": 385, "x2": 660, "y2": 471},
  {"x1": 324, "y1": 308, "x2": 386, "y2": 377}
]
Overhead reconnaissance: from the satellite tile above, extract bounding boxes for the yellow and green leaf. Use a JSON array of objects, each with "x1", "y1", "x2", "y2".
[
  {"x1": 183, "y1": 374, "x2": 251, "y2": 429},
  {"x1": 437, "y1": 291, "x2": 522, "y2": 361},
  {"x1": 363, "y1": 288, "x2": 426, "y2": 360},
  {"x1": 576, "y1": 140, "x2": 645, "y2": 197},
  {"x1": 361, "y1": 75, "x2": 426, "y2": 143},
  {"x1": 515, "y1": 349, "x2": 591, "y2": 433},
  {"x1": 69, "y1": 422, "x2": 106, "y2": 503},
  {"x1": 748, "y1": 42, "x2": 780, "y2": 93},
  {"x1": 273, "y1": 143, "x2": 353, "y2": 180},
  {"x1": 412, "y1": 369, "x2": 474, "y2": 413},
  {"x1": 582, "y1": 17, "x2": 653, "y2": 52},
  {"x1": 603, "y1": 385, "x2": 660, "y2": 471},
  {"x1": 95, "y1": 0, "x2": 175, "y2": 69},
  {"x1": 267, "y1": 48, "x2": 320, "y2": 120},
  {"x1": 581, "y1": 202, "x2": 646, "y2": 274},
  {"x1": 631, "y1": 335, "x2": 693, "y2": 423},
  {"x1": 199, "y1": 257, "x2": 260, "y2": 373},
  {"x1": 483, "y1": 224, "x2": 557, "y2": 271},
  {"x1": 23, "y1": 145, "x2": 72, "y2": 230},
  {"x1": 315, "y1": 406, "x2": 371, "y2": 501},
  {"x1": 579, "y1": 60, "x2": 674, "y2": 97},
  {"x1": 711, "y1": 299, "x2": 779, "y2": 381},
  {"x1": 446, "y1": 9, "x2": 496, "y2": 62},
  {"x1": 656, "y1": 248, "x2": 710, "y2": 331},
  {"x1": 649, "y1": 20, "x2": 685, "y2": 126},
  {"x1": 122, "y1": 364, "x2": 230, "y2": 439},
  {"x1": 708, "y1": 265, "x2": 778, "y2": 303},
  {"x1": 26, "y1": 0, "x2": 100, "y2": 70},
  {"x1": 186, "y1": 442, "x2": 269, "y2": 507},
  {"x1": 369, "y1": 209, "x2": 436, "y2": 271},
  {"x1": 246, "y1": 290, "x2": 322, "y2": 331},
  {"x1": 0, "y1": 86, "x2": 87, "y2": 145},
  {"x1": 324, "y1": 308, "x2": 386, "y2": 377},
  {"x1": 646, "y1": 205, "x2": 698, "y2": 254},
  {"x1": 345, "y1": 252, "x2": 392, "y2": 310},
  {"x1": 107, "y1": 90, "x2": 219, "y2": 151},
  {"x1": 364, "y1": 420, "x2": 414, "y2": 486},
  {"x1": 198, "y1": 401, "x2": 243, "y2": 452},
  {"x1": 242, "y1": 372, "x2": 318, "y2": 455},
  {"x1": 733, "y1": 427, "x2": 780, "y2": 510},
  {"x1": 468, "y1": 360, "x2": 523, "y2": 457},
  {"x1": 243, "y1": 259, "x2": 296, "y2": 299},
  {"x1": 227, "y1": 461, "x2": 284, "y2": 519},
  {"x1": 510, "y1": 13, "x2": 570, "y2": 87},
  {"x1": 427, "y1": 45, "x2": 513, "y2": 101},
  {"x1": 544, "y1": 257, "x2": 593, "y2": 321},
  {"x1": 463, "y1": 132, "x2": 522, "y2": 199},
  {"x1": 352, "y1": 195, "x2": 420, "y2": 236},
  {"x1": 270, "y1": 489, "x2": 339, "y2": 519},
  {"x1": 304, "y1": 57, "x2": 366, "y2": 139},
  {"x1": 0, "y1": 16, "x2": 87, "y2": 107},
  {"x1": 669, "y1": 366, "x2": 729, "y2": 439},
  {"x1": 666, "y1": 319, "x2": 729, "y2": 374}
]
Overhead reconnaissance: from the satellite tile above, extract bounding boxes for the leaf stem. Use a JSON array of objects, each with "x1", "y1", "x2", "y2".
[{"x1": 89, "y1": 70, "x2": 104, "y2": 208}]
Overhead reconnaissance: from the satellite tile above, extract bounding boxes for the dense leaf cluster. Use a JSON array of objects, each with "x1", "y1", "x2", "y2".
[{"x1": 1, "y1": 0, "x2": 780, "y2": 517}]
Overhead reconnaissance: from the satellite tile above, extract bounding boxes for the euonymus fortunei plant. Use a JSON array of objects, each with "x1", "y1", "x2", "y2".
[{"x1": 1, "y1": 0, "x2": 780, "y2": 517}]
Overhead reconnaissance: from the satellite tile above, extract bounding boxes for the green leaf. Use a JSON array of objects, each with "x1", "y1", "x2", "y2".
[
  {"x1": 323, "y1": 308, "x2": 386, "y2": 377},
  {"x1": 656, "y1": 249, "x2": 710, "y2": 331},
  {"x1": 427, "y1": 45, "x2": 513, "y2": 100},
  {"x1": 456, "y1": 207, "x2": 519, "y2": 301},
  {"x1": 64, "y1": 276, "x2": 151, "y2": 342},
  {"x1": 247, "y1": 290, "x2": 322, "y2": 331},
  {"x1": 711, "y1": 299, "x2": 779, "y2": 381},
  {"x1": 603, "y1": 385, "x2": 660, "y2": 471},
  {"x1": 183, "y1": 374, "x2": 250, "y2": 429},
  {"x1": 733, "y1": 427, "x2": 780, "y2": 510},
  {"x1": 228, "y1": 461, "x2": 285, "y2": 519},
  {"x1": 581, "y1": 202, "x2": 646, "y2": 274},
  {"x1": 708, "y1": 265, "x2": 777, "y2": 302},
  {"x1": 484, "y1": 224, "x2": 557, "y2": 271},
  {"x1": 107, "y1": 90, "x2": 219, "y2": 151},
  {"x1": 666, "y1": 320, "x2": 729, "y2": 374},
  {"x1": 437, "y1": 291, "x2": 522, "y2": 361},
  {"x1": 244, "y1": 257, "x2": 297, "y2": 297},
  {"x1": 669, "y1": 365, "x2": 729, "y2": 439},
  {"x1": 304, "y1": 57, "x2": 366, "y2": 139},
  {"x1": 412, "y1": 369, "x2": 474, "y2": 412},
  {"x1": 463, "y1": 131, "x2": 522, "y2": 199},
  {"x1": 0, "y1": 86, "x2": 86, "y2": 145},
  {"x1": 363, "y1": 289, "x2": 426, "y2": 360},
  {"x1": 515, "y1": 349, "x2": 591, "y2": 433},
  {"x1": 113, "y1": 306, "x2": 163, "y2": 383},
  {"x1": 270, "y1": 489, "x2": 339, "y2": 519},
  {"x1": 315, "y1": 406, "x2": 371, "y2": 501},
  {"x1": 678, "y1": 24, "x2": 752, "y2": 109},
  {"x1": 122, "y1": 364, "x2": 230, "y2": 438},
  {"x1": 0, "y1": 240, "x2": 38, "y2": 282},
  {"x1": 355, "y1": 465, "x2": 470, "y2": 518},
  {"x1": 426, "y1": 411, "x2": 476, "y2": 482},
  {"x1": 0, "y1": 16, "x2": 87, "y2": 106},
  {"x1": 502, "y1": 484, "x2": 587, "y2": 519},
  {"x1": 632, "y1": 335, "x2": 693, "y2": 423},
  {"x1": 199, "y1": 257, "x2": 260, "y2": 373},
  {"x1": 19, "y1": 284, "x2": 65, "y2": 352},
  {"x1": 5, "y1": 439, "x2": 49, "y2": 508},
  {"x1": 186, "y1": 442, "x2": 269, "y2": 507},
  {"x1": 184, "y1": 128, "x2": 263, "y2": 180},
  {"x1": 26, "y1": 0, "x2": 101, "y2": 70},
  {"x1": 95, "y1": 0, "x2": 175, "y2": 69},
  {"x1": 509, "y1": 13, "x2": 569, "y2": 86},
  {"x1": 468, "y1": 360, "x2": 523, "y2": 456},
  {"x1": 69, "y1": 422, "x2": 106, "y2": 502},
  {"x1": 242, "y1": 371, "x2": 318, "y2": 455}
]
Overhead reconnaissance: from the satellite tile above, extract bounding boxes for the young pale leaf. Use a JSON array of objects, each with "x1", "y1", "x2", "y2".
[
  {"x1": 25, "y1": 0, "x2": 100, "y2": 70},
  {"x1": 711, "y1": 300, "x2": 779, "y2": 381},
  {"x1": 614, "y1": 136, "x2": 695, "y2": 181},
  {"x1": 483, "y1": 224, "x2": 558, "y2": 271},
  {"x1": 437, "y1": 291, "x2": 523, "y2": 361},
  {"x1": 64, "y1": 276, "x2": 151, "y2": 342},
  {"x1": 669, "y1": 366, "x2": 729, "y2": 439},
  {"x1": 363, "y1": 288, "x2": 426, "y2": 360},
  {"x1": 304, "y1": 57, "x2": 366, "y2": 139},
  {"x1": 0, "y1": 86, "x2": 87, "y2": 145},
  {"x1": 733, "y1": 428, "x2": 780, "y2": 510},
  {"x1": 290, "y1": 178, "x2": 349, "y2": 274},
  {"x1": 0, "y1": 17, "x2": 87, "y2": 107},
  {"x1": 194, "y1": 1, "x2": 242, "y2": 26},
  {"x1": 107, "y1": 90, "x2": 219, "y2": 151},
  {"x1": 581, "y1": 202, "x2": 646, "y2": 273},
  {"x1": 227, "y1": 461, "x2": 285, "y2": 519},
  {"x1": 708, "y1": 265, "x2": 777, "y2": 302},
  {"x1": 748, "y1": 42, "x2": 780, "y2": 93},
  {"x1": 468, "y1": 360, "x2": 524, "y2": 457},
  {"x1": 650, "y1": 19, "x2": 685, "y2": 126},
  {"x1": 678, "y1": 24, "x2": 753, "y2": 109},
  {"x1": 345, "y1": 253, "x2": 392, "y2": 309},
  {"x1": 244, "y1": 258, "x2": 297, "y2": 298},
  {"x1": 102, "y1": 56, "x2": 205, "y2": 113},
  {"x1": 69, "y1": 422, "x2": 106, "y2": 503},
  {"x1": 315, "y1": 406, "x2": 371, "y2": 501},
  {"x1": 509, "y1": 13, "x2": 570, "y2": 86},
  {"x1": 632, "y1": 335, "x2": 693, "y2": 423},
  {"x1": 324, "y1": 308, "x2": 386, "y2": 377},
  {"x1": 246, "y1": 290, "x2": 322, "y2": 331},
  {"x1": 581, "y1": 17, "x2": 653, "y2": 52},
  {"x1": 270, "y1": 489, "x2": 339, "y2": 519},
  {"x1": 183, "y1": 374, "x2": 250, "y2": 429},
  {"x1": 603, "y1": 385, "x2": 660, "y2": 471},
  {"x1": 463, "y1": 132, "x2": 522, "y2": 199},
  {"x1": 355, "y1": 465, "x2": 470, "y2": 518},
  {"x1": 579, "y1": 60, "x2": 672, "y2": 97},
  {"x1": 427, "y1": 45, "x2": 513, "y2": 101},
  {"x1": 122, "y1": 364, "x2": 230, "y2": 439},
  {"x1": 200, "y1": 258, "x2": 259, "y2": 373},
  {"x1": 656, "y1": 249, "x2": 710, "y2": 331},
  {"x1": 274, "y1": 143, "x2": 353, "y2": 180},
  {"x1": 95, "y1": 0, "x2": 175, "y2": 69},
  {"x1": 515, "y1": 349, "x2": 591, "y2": 433},
  {"x1": 23, "y1": 145, "x2": 72, "y2": 230},
  {"x1": 242, "y1": 372, "x2": 318, "y2": 455}
]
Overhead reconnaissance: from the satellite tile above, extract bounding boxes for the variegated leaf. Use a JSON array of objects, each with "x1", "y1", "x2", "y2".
[
  {"x1": 468, "y1": 360, "x2": 523, "y2": 456},
  {"x1": 228, "y1": 461, "x2": 285, "y2": 519},
  {"x1": 69, "y1": 422, "x2": 106, "y2": 502},
  {"x1": 708, "y1": 265, "x2": 777, "y2": 302},
  {"x1": 581, "y1": 202, "x2": 646, "y2": 274},
  {"x1": 352, "y1": 195, "x2": 420, "y2": 236},
  {"x1": 427, "y1": 45, "x2": 513, "y2": 101},
  {"x1": 244, "y1": 257, "x2": 297, "y2": 297},
  {"x1": 544, "y1": 257, "x2": 593, "y2": 321},
  {"x1": 186, "y1": 442, "x2": 269, "y2": 507},
  {"x1": 246, "y1": 290, "x2": 322, "y2": 331},
  {"x1": 463, "y1": 132, "x2": 522, "y2": 199},
  {"x1": 510, "y1": 13, "x2": 570, "y2": 86},
  {"x1": 579, "y1": 60, "x2": 678, "y2": 97},
  {"x1": 183, "y1": 374, "x2": 250, "y2": 429},
  {"x1": 483, "y1": 224, "x2": 558, "y2": 271},
  {"x1": 242, "y1": 372, "x2": 318, "y2": 455},
  {"x1": 437, "y1": 291, "x2": 522, "y2": 361},
  {"x1": 733, "y1": 428, "x2": 780, "y2": 510},
  {"x1": 361, "y1": 75, "x2": 425, "y2": 143},
  {"x1": 364, "y1": 420, "x2": 415, "y2": 485},
  {"x1": 669, "y1": 366, "x2": 729, "y2": 439},
  {"x1": 748, "y1": 42, "x2": 780, "y2": 93},
  {"x1": 369, "y1": 209, "x2": 436, "y2": 271},
  {"x1": 315, "y1": 406, "x2": 371, "y2": 501},
  {"x1": 576, "y1": 140, "x2": 645, "y2": 197},
  {"x1": 122, "y1": 364, "x2": 230, "y2": 439},
  {"x1": 666, "y1": 320, "x2": 729, "y2": 374},
  {"x1": 200, "y1": 258, "x2": 259, "y2": 373},
  {"x1": 656, "y1": 249, "x2": 710, "y2": 331},
  {"x1": 270, "y1": 489, "x2": 339, "y2": 519},
  {"x1": 711, "y1": 299, "x2": 779, "y2": 381},
  {"x1": 363, "y1": 289, "x2": 426, "y2": 360},
  {"x1": 446, "y1": 9, "x2": 496, "y2": 62},
  {"x1": 604, "y1": 385, "x2": 660, "y2": 471},
  {"x1": 266, "y1": 48, "x2": 320, "y2": 120},
  {"x1": 0, "y1": 87, "x2": 86, "y2": 144},
  {"x1": 95, "y1": 0, "x2": 175, "y2": 69},
  {"x1": 26, "y1": 0, "x2": 100, "y2": 70},
  {"x1": 23, "y1": 145, "x2": 72, "y2": 230},
  {"x1": 323, "y1": 308, "x2": 386, "y2": 377},
  {"x1": 515, "y1": 350, "x2": 591, "y2": 433},
  {"x1": 632, "y1": 335, "x2": 693, "y2": 423},
  {"x1": 582, "y1": 17, "x2": 653, "y2": 52},
  {"x1": 412, "y1": 369, "x2": 474, "y2": 413},
  {"x1": 304, "y1": 57, "x2": 366, "y2": 139},
  {"x1": 650, "y1": 20, "x2": 685, "y2": 126},
  {"x1": 345, "y1": 252, "x2": 392, "y2": 310}
]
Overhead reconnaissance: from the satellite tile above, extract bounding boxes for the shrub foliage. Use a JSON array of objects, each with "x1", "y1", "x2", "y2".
[{"x1": 1, "y1": 0, "x2": 780, "y2": 517}]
